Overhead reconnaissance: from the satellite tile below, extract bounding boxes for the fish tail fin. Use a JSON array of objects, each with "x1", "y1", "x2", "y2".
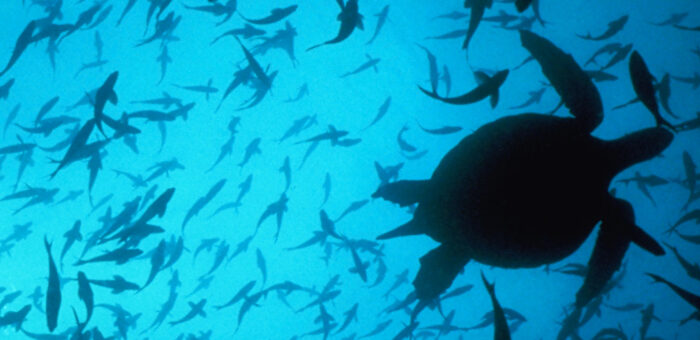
[
  {"x1": 44, "y1": 235, "x2": 51, "y2": 252},
  {"x1": 480, "y1": 270, "x2": 495, "y2": 294}
]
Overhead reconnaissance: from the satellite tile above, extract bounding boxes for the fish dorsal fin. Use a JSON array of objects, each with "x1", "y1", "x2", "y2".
[{"x1": 474, "y1": 71, "x2": 489, "y2": 85}]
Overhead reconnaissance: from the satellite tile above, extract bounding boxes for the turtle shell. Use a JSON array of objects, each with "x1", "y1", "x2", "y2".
[{"x1": 413, "y1": 114, "x2": 619, "y2": 268}]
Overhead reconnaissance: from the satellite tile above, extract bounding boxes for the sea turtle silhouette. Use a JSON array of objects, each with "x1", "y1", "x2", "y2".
[{"x1": 373, "y1": 30, "x2": 673, "y2": 322}]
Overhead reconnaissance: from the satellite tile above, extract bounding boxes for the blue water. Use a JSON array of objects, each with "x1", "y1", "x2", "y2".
[{"x1": 0, "y1": 1, "x2": 698, "y2": 339}]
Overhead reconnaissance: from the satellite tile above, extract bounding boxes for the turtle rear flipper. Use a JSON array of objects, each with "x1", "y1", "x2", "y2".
[
  {"x1": 412, "y1": 244, "x2": 469, "y2": 317},
  {"x1": 575, "y1": 199, "x2": 663, "y2": 308},
  {"x1": 372, "y1": 180, "x2": 430, "y2": 207}
]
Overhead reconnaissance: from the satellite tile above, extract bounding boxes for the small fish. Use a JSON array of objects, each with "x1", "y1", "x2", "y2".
[
  {"x1": 577, "y1": 15, "x2": 629, "y2": 41},
  {"x1": 307, "y1": 0, "x2": 363, "y2": 51},
  {"x1": 240, "y1": 5, "x2": 297, "y2": 25},
  {"x1": 0, "y1": 21, "x2": 37, "y2": 77},
  {"x1": 93, "y1": 72, "x2": 119, "y2": 136},
  {"x1": 425, "y1": 29, "x2": 467, "y2": 40},
  {"x1": 416, "y1": 122, "x2": 462, "y2": 135},
  {"x1": 60, "y1": 220, "x2": 82, "y2": 269},
  {"x1": 628, "y1": 51, "x2": 673, "y2": 130},
  {"x1": 419, "y1": 70, "x2": 508, "y2": 108},
  {"x1": 173, "y1": 78, "x2": 218, "y2": 101},
  {"x1": 182, "y1": 179, "x2": 227, "y2": 231},
  {"x1": 45, "y1": 237, "x2": 61, "y2": 332},
  {"x1": 279, "y1": 156, "x2": 291, "y2": 192},
  {"x1": 321, "y1": 173, "x2": 331, "y2": 206},
  {"x1": 156, "y1": 46, "x2": 172, "y2": 84},
  {"x1": 141, "y1": 240, "x2": 167, "y2": 290},
  {"x1": 366, "y1": 5, "x2": 389, "y2": 45},
  {"x1": 340, "y1": 54, "x2": 380, "y2": 78},
  {"x1": 347, "y1": 241, "x2": 368, "y2": 282},
  {"x1": 211, "y1": 24, "x2": 266, "y2": 44},
  {"x1": 76, "y1": 271, "x2": 94, "y2": 326},
  {"x1": 396, "y1": 126, "x2": 417, "y2": 153},
  {"x1": 239, "y1": 138, "x2": 261, "y2": 168},
  {"x1": 169, "y1": 299, "x2": 207, "y2": 326},
  {"x1": 647, "y1": 273, "x2": 700, "y2": 311},
  {"x1": 416, "y1": 44, "x2": 439, "y2": 94},
  {"x1": 648, "y1": 12, "x2": 688, "y2": 26},
  {"x1": 364, "y1": 97, "x2": 391, "y2": 130},
  {"x1": 256, "y1": 248, "x2": 267, "y2": 285},
  {"x1": 284, "y1": 83, "x2": 309, "y2": 103},
  {"x1": 334, "y1": 199, "x2": 369, "y2": 223},
  {"x1": 215, "y1": 280, "x2": 256, "y2": 310}
]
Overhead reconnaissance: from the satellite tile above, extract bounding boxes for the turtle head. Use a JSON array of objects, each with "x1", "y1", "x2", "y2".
[{"x1": 606, "y1": 127, "x2": 673, "y2": 177}]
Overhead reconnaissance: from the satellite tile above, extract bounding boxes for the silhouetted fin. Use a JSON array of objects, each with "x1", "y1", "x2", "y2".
[
  {"x1": 372, "y1": 180, "x2": 430, "y2": 207},
  {"x1": 377, "y1": 220, "x2": 421, "y2": 240},
  {"x1": 556, "y1": 307, "x2": 583, "y2": 340},
  {"x1": 629, "y1": 51, "x2": 674, "y2": 130},
  {"x1": 629, "y1": 225, "x2": 664, "y2": 255},
  {"x1": 516, "y1": 0, "x2": 533, "y2": 12},
  {"x1": 520, "y1": 30, "x2": 603, "y2": 132},
  {"x1": 413, "y1": 244, "x2": 469, "y2": 303},
  {"x1": 575, "y1": 199, "x2": 634, "y2": 308},
  {"x1": 481, "y1": 271, "x2": 512, "y2": 340},
  {"x1": 605, "y1": 128, "x2": 673, "y2": 177},
  {"x1": 647, "y1": 273, "x2": 700, "y2": 310}
]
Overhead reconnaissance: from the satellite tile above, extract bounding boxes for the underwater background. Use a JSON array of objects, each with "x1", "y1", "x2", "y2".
[{"x1": 0, "y1": 0, "x2": 699, "y2": 339}]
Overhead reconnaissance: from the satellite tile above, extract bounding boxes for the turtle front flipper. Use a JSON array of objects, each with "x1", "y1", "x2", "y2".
[
  {"x1": 411, "y1": 243, "x2": 469, "y2": 320},
  {"x1": 575, "y1": 198, "x2": 664, "y2": 308},
  {"x1": 519, "y1": 30, "x2": 603, "y2": 133}
]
